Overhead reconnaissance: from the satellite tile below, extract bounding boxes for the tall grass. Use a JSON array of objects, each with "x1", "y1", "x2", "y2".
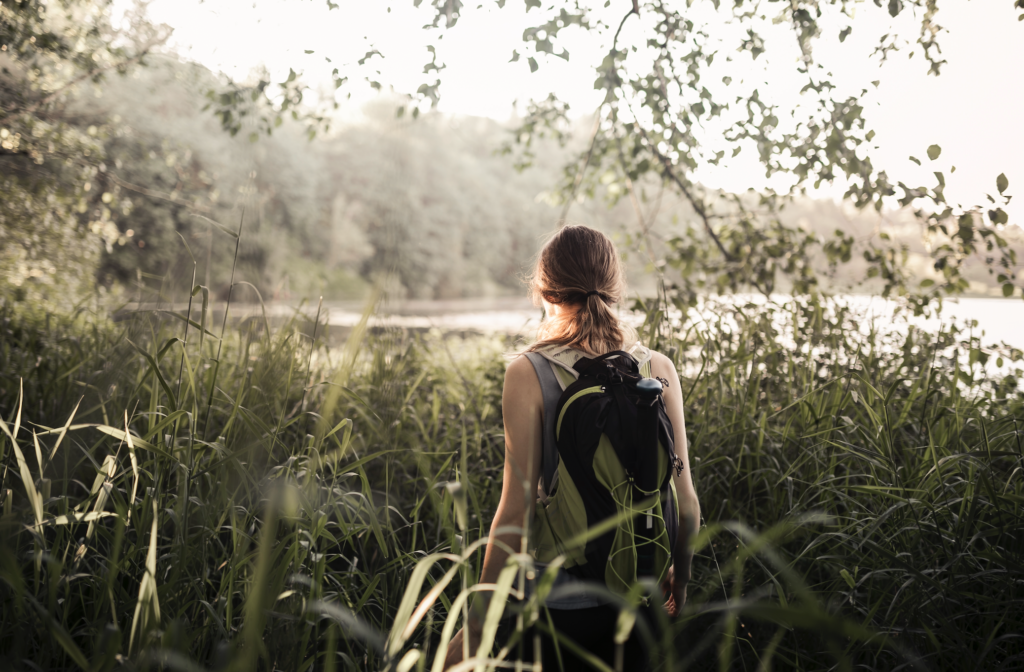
[
  {"x1": 0, "y1": 293, "x2": 506, "y2": 671},
  {"x1": 0, "y1": 283, "x2": 1022, "y2": 670},
  {"x1": 638, "y1": 293, "x2": 1024, "y2": 670}
]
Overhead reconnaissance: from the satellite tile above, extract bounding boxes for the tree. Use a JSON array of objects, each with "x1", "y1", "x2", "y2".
[
  {"x1": 4, "y1": 0, "x2": 1019, "y2": 308},
  {"x1": 231, "y1": 0, "x2": 1020, "y2": 309},
  {"x1": 0, "y1": 0, "x2": 170, "y2": 308},
  {"x1": 500, "y1": 0, "x2": 1021, "y2": 308}
]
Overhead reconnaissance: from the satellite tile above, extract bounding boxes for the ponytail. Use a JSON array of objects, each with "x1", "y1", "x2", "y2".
[{"x1": 526, "y1": 225, "x2": 636, "y2": 356}]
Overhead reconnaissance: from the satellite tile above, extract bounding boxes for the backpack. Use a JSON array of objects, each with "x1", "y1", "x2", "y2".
[{"x1": 527, "y1": 349, "x2": 683, "y2": 597}]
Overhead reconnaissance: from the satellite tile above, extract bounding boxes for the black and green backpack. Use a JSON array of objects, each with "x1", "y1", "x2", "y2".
[{"x1": 526, "y1": 349, "x2": 683, "y2": 596}]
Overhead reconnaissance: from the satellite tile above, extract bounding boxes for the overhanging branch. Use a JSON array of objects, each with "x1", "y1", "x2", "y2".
[{"x1": 637, "y1": 124, "x2": 734, "y2": 262}]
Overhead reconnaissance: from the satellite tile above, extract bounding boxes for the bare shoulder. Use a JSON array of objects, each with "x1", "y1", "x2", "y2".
[
  {"x1": 646, "y1": 349, "x2": 678, "y2": 380},
  {"x1": 503, "y1": 354, "x2": 543, "y2": 398},
  {"x1": 505, "y1": 353, "x2": 538, "y2": 382},
  {"x1": 646, "y1": 348, "x2": 687, "y2": 431},
  {"x1": 502, "y1": 354, "x2": 545, "y2": 437}
]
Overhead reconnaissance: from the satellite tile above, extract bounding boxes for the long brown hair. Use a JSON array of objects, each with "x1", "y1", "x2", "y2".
[{"x1": 526, "y1": 225, "x2": 636, "y2": 355}]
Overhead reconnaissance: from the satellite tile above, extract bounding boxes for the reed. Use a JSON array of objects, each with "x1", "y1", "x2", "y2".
[{"x1": 0, "y1": 279, "x2": 1021, "y2": 671}]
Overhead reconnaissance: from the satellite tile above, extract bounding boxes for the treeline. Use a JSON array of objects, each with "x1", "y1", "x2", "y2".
[
  {"x1": 5, "y1": 51, "x2": 1021, "y2": 308},
  {"x1": 66, "y1": 55, "x2": 568, "y2": 302}
]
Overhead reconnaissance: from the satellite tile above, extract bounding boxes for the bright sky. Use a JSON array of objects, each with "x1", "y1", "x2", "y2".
[{"x1": 139, "y1": 0, "x2": 1023, "y2": 223}]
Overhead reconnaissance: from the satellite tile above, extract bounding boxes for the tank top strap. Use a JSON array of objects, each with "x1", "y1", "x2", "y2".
[
  {"x1": 523, "y1": 351, "x2": 562, "y2": 500},
  {"x1": 535, "y1": 343, "x2": 652, "y2": 389}
]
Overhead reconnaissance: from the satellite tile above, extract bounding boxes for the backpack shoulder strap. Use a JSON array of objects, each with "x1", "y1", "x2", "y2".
[
  {"x1": 627, "y1": 342, "x2": 653, "y2": 370},
  {"x1": 524, "y1": 351, "x2": 561, "y2": 497},
  {"x1": 536, "y1": 346, "x2": 583, "y2": 386}
]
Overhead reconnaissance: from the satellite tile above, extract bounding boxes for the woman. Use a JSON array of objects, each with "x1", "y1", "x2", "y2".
[{"x1": 444, "y1": 225, "x2": 700, "y2": 671}]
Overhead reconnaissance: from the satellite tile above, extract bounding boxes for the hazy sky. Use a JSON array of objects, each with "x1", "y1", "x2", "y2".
[{"x1": 139, "y1": 0, "x2": 1023, "y2": 223}]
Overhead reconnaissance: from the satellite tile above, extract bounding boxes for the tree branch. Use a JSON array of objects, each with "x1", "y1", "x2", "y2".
[
  {"x1": 614, "y1": 1, "x2": 641, "y2": 46},
  {"x1": 637, "y1": 123, "x2": 734, "y2": 262},
  {"x1": 558, "y1": 4, "x2": 639, "y2": 225}
]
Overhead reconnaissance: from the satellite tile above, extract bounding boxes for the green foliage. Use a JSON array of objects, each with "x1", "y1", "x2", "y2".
[
  {"x1": 1, "y1": 1, "x2": 1022, "y2": 668},
  {"x1": 1, "y1": 285, "x2": 1022, "y2": 670},
  {"x1": 0, "y1": 293, "x2": 507, "y2": 669},
  {"x1": 326, "y1": 107, "x2": 560, "y2": 298},
  {"x1": 635, "y1": 291, "x2": 1024, "y2": 670},
  {"x1": 0, "y1": 132, "x2": 109, "y2": 308},
  {"x1": 93, "y1": 80, "x2": 568, "y2": 300},
  {"x1": 3, "y1": 21, "x2": 564, "y2": 303},
  {"x1": 6, "y1": 1, "x2": 1022, "y2": 307},
  {"x1": 0, "y1": 0, "x2": 167, "y2": 309},
  {"x1": 348, "y1": 0, "x2": 1021, "y2": 308},
  {"x1": 70, "y1": 54, "x2": 336, "y2": 298}
]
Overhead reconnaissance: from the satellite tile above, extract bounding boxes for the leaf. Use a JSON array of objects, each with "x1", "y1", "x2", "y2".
[
  {"x1": 89, "y1": 425, "x2": 174, "y2": 460},
  {"x1": 614, "y1": 608, "x2": 637, "y2": 645},
  {"x1": 134, "y1": 311, "x2": 218, "y2": 341},
  {"x1": 9, "y1": 430, "x2": 42, "y2": 528},
  {"x1": 889, "y1": 0, "x2": 903, "y2": 18},
  {"x1": 528, "y1": 56, "x2": 538, "y2": 73},
  {"x1": 476, "y1": 562, "x2": 519, "y2": 656},
  {"x1": 124, "y1": 411, "x2": 140, "y2": 527},
  {"x1": 13, "y1": 378, "x2": 22, "y2": 439},
  {"x1": 230, "y1": 281, "x2": 271, "y2": 340},
  {"x1": 47, "y1": 396, "x2": 81, "y2": 461},
  {"x1": 997, "y1": 173, "x2": 1009, "y2": 194},
  {"x1": 1003, "y1": 283, "x2": 1015, "y2": 298},
  {"x1": 927, "y1": 144, "x2": 941, "y2": 161},
  {"x1": 909, "y1": 156, "x2": 921, "y2": 166},
  {"x1": 311, "y1": 600, "x2": 385, "y2": 653},
  {"x1": 34, "y1": 511, "x2": 118, "y2": 528},
  {"x1": 129, "y1": 500, "x2": 162, "y2": 653},
  {"x1": 195, "y1": 284, "x2": 210, "y2": 351},
  {"x1": 191, "y1": 214, "x2": 238, "y2": 239},
  {"x1": 387, "y1": 552, "x2": 461, "y2": 657},
  {"x1": 397, "y1": 651, "x2": 420, "y2": 672},
  {"x1": 126, "y1": 339, "x2": 177, "y2": 412},
  {"x1": 990, "y1": 208, "x2": 1008, "y2": 225},
  {"x1": 509, "y1": 49, "x2": 520, "y2": 63},
  {"x1": 32, "y1": 431, "x2": 44, "y2": 482},
  {"x1": 27, "y1": 596, "x2": 90, "y2": 669},
  {"x1": 355, "y1": 464, "x2": 388, "y2": 557},
  {"x1": 839, "y1": 27, "x2": 852, "y2": 43},
  {"x1": 82, "y1": 454, "x2": 117, "y2": 544},
  {"x1": 445, "y1": 481, "x2": 467, "y2": 531}
]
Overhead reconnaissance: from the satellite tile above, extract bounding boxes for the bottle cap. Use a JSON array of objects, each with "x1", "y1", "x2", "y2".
[{"x1": 636, "y1": 377, "x2": 663, "y2": 398}]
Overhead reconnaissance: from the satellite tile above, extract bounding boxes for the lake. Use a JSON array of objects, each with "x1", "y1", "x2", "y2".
[{"x1": 244, "y1": 294, "x2": 1024, "y2": 351}]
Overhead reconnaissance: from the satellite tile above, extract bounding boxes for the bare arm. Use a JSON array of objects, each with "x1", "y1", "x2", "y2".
[
  {"x1": 650, "y1": 351, "x2": 700, "y2": 611},
  {"x1": 475, "y1": 355, "x2": 544, "y2": 602},
  {"x1": 445, "y1": 355, "x2": 543, "y2": 666}
]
